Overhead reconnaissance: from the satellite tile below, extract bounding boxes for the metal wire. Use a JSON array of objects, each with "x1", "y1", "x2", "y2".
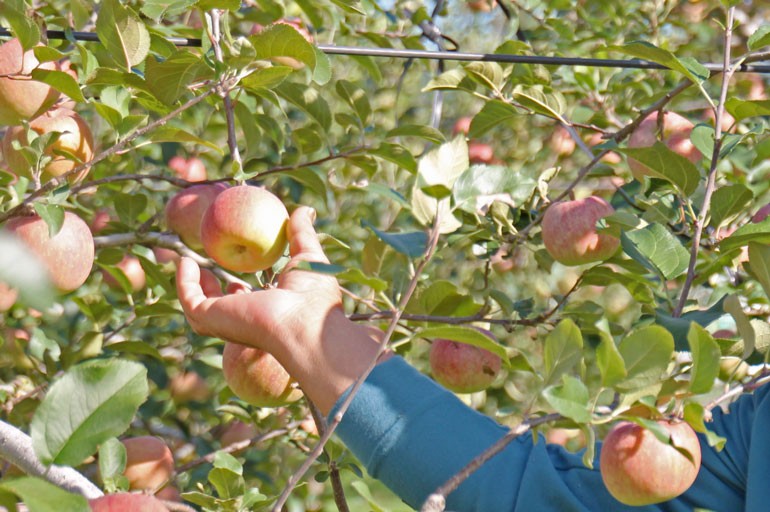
[{"x1": 2, "y1": 27, "x2": 770, "y2": 73}]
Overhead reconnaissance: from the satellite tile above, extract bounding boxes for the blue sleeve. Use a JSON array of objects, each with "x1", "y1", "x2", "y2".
[{"x1": 330, "y1": 356, "x2": 759, "y2": 512}]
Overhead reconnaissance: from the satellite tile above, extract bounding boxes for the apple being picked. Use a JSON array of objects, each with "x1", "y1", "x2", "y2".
[
  {"x1": 102, "y1": 255, "x2": 146, "y2": 293},
  {"x1": 600, "y1": 420, "x2": 701, "y2": 506},
  {"x1": 200, "y1": 185, "x2": 289, "y2": 273},
  {"x1": 541, "y1": 197, "x2": 620, "y2": 266},
  {"x1": 429, "y1": 338, "x2": 502, "y2": 393},
  {"x1": 89, "y1": 493, "x2": 169, "y2": 512},
  {"x1": 627, "y1": 111, "x2": 701, "y2": 181},
  {"x1": 5, "y1": 211, "x2": 94, "y2": 292},
  {"x1": 0, "y1": 38, "x2": 61, "y2": 126},
  {"x1": 222, "y1": 342, "x2": 302, "y2": 407},
  {"x1": 2, "y1": 107, "x2": 95, "y2": 183},
  {"x1": 165, "y1": 183, "x2": 227, "y2": 250}
]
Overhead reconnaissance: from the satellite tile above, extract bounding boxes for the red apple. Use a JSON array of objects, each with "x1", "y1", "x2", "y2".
[
  {"x1": 164, "y1": 183, "x2": 227, "y2": 251},
  {"x1": 89, "y1": 493, "x2": 169, "y2": 512},
  {"x1": 549, "y1": 125, "x2": 576, "y2": 157},
  {"x1": 169, "y1": 371, "x2": 210, "y2": 403},
  {"x1": 219, "y1": 420, "x2": 258, "y2": 447},
  {"x1": 466, "y1": 0, "x2": 495, "y2": 12},
  {"x1": 154, "y1": 485, "x2": 181, "y2": 502},
  {"x1": 0, "y1": 327, "x2": 33, "y2": 370},
  {"x1": 490, "y1": 246, "x2": 529, "y2": 274},
  {"x1": 152, "y1": 247, "x2": 180, "y2": 265},
  {"x1": 752, "y1": 203, "x2": 770, "y2": 223},
  {"x1": 90, "y1": 209, "x2": 112, "y2": 234},
  {"x1": 0, "y1": 282, "x2": 18, "y2": 312},
  {"x1": 452, "y1": 116, "x2": 472, "y2": 136},
  {"x1": 168, "y1": 156, "x2": 207, "y2": 182},
  {"x1": 102, "y1": 255, "x2": 146, "y2": 292},
  {"x1": 600, "y1": 420, "x2": 701, "y2": 506},
  {"x1": 120, "y1": 436, "x2": 175, "y2": 492},
  {"x1": 2, "y1": 107, "x2": 95, "y2": 183},
  {"x1": 627, "y1": 111, "x2": 701, "y2": 181},
  {"x1": 0, "y1": 38, "x2": 61, "y2": 126},
  {"x1": 468, "y1": 141, "x2": 495, "y2": 165},
  {"x1": 429, "y1": 338, "x2": 502, "y2": 393},
  {"x1": 541, "y1": 197, "x2": 620, "y2": 266},
  {"x1": 5, "y1": 211, "x2": 94, "y2": 292},
  {"x1": 586, "y1": 132, "x2": 622, "y2": 164},
  {"x1": 222, "y1": 342, "x2": 302, "y2": 407},
  {"x1": 200, "y1": 185, "x2": 289, "y2": 273}
]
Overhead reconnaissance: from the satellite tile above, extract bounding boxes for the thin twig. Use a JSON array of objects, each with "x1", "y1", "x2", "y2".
[
  {"x1": 306, "y1": 400, "x2": 350, "y2": 512},
  {"x1": 674, "y1": 7, "x2": 737, "y2": 317}
]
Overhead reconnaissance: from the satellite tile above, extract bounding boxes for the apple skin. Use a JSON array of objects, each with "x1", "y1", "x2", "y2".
[
  {"x1": 222, "y1": 342, "x2": 303, "y2": 407},
  {"x1": 168, "y1": 156, "x2": 207, "y2": 182},
  {"x1": 5, "y1": 211, "x2": 95, "y2": 292},
  {"x1": 453, "y1": 116, "x2": 472, "y2": 136},
  {"x1": 468, "y1": 142, "x2": 496, "y2": 165},
  {"x1": 752, "y1": 203, "x2": 770, "y2": 223},
  {"x1": 169, "y1": 371, "x2": 210, "y2": 403},
  {"x1": 89, "y1": 493, "x2": 169, "y2": 512},
  {"x1": 219, "y1": 420, "x2": 258, "y2": 447},
  {"x1": 466, "y1": 0, "x2": 495, "y2": 12},
  {"x1": 429, "y1": 338, "x2": 502, "y2": 394},
  {"x1": 200, "y1": 185, "x2": 290, "y2": 273},
  {"x1": 0, "y1": 38, "x2": 61, "y2": 126},
  {"x1": 120, "y1": 436, "x2": 175, "y2": 492},
  {"x1": 0, "y1": 282, "x2": 18, "y2": 312},
  {"x1": 541, "y1": 197, "x2": 619, "y2": 266},
  {"x1": 600, "y1": 420, "x2": 701, "y2": 506},
  {"x1": 549, "y1": 125, "x2": 576, "y2": 157},
  {"x1": 102, "y1": 255, "x2": 146, "y2": 292},
  {"x1": 152, "y1": 247, "x2": 180, "y2": 265},
  {"x1": 90, "y1": 209, "x2": 112, "y2": 234},
  {"x1": 627, "y1": 111, "x2": 701, "y2": 181},
  {"x1": 164, "y1": 183, "x2": 228, "y2": 251},
  {"x1": 586, "y1": 132, "x2": 622, "y2": 164},
  {"x1": 2, "y1": 107, "x2": 95, "y2": 183}
]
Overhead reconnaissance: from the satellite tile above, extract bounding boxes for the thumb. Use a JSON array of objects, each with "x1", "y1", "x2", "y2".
[{"x1": 287, "y1": 206, "x2": 329, "y2": 265}]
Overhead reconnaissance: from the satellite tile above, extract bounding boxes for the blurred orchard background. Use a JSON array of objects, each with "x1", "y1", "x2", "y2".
[{"x1": 0, "y1": 0, "x2": 770, "y2": 510}]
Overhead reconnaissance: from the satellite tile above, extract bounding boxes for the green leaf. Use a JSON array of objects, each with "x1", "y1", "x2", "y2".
[
  {"x1": 361, "y1": 220, "x2": 427, "y2": 258},
  {"x1": 512, "y1": 85, "x2": 566, "y2": 122},
  {"x1": 31, "y1": 359, "x2": 149, "y2": 466},
  {"x1": 386, "y1": 125, "x2": 445, "y2": 144},
  {"x1": 453, "y1": 164, "x2": 537, "y2": 214},
  {"x1": 724, "y1": 97, "x2": 770, "y2": 122},
  {"x1": 98, "y1": 437, "x2": 127, "y2": 480},
  {"x1": 144, "y1": 52, "x2": 212, "y2": 105},
  {"x1": 683, "y1": 402, "x2": 726, "y2": 449},
  {"x1": 104, "y1": 340, "x2": 164, "y2": 361},
  {"x1": 596, "y1": 332, "x2": 627, "y2": 387},
  {"x1": 543, "y1": 375, "x2": 591, "y2": 423},
  {"x1": 33, "y1": 204, "x2": 65, "y2": 238},
  {"x1": 0, "y1": 3, "x2": 41, "y2": 50},
  {"x1": 213, "y1": 450, "x2": 243, "y2": 474},
  {"x1": 467, "y1": 100, "x2": 520, "y2": 138},
  {"x1": 724, "y1": 295, "x2": 755, "y2": 359},
  {"x1": 114, "y1": 192, "x2": 147, "y2": 226},
  {"x1": 369, "y1": 143, "x2": 417, "y2": 173},
  {"x1": 655, "y1": 297, "x2": 727, "y2": 351},
  {"x1": 621, "y1": 223, "x2": 690, "y2": 280},
  {"x1": 687, "y1": 324, "x2": 721, "y2": 394},
  {"x1": 746, "y1": 243, "x2": 770, "y2": 300},
  {"x1": 422, "y1": 68, "x2": 475, "y2": 92},
  {"x1": 415, "y1": 137, "x2": 469, "y2": 199},
  {"x1": 720, "y1": 217, "x2": 770, "y2": 251},
  {"x1": 208, "y1": 466, "x2": 244, "y2": 500},
  {"x1": 241, "y1": 65, "x2": 294, "y2": 90},
  {"x1": 608, "y1": 41, "x2": 708, "y2": 84},
  {"x1": 312, "y1": 46, "x2": 332, "y2": 86},
  {"x1": 615, "y1": 143, "x2": 701, "y2": 196},
  {"x1": 275, "y1": 83, "x2": 331, "y2": 130},
  {"x1": 0, "y1": 477, "x2": 89, "y2": 512},
  {"x1": 710, "y1": 184, "x2": 753, "y2": 228},
  {"x1": 616, "y1": 325, "x2": 675, "y2": 392},
  {"x1": 30, "y1": 69, "x2": 86, "y2": 103},
  {"x1": 95, "y1": 0, "x2": 151, "y2": 70},
  {"x1": 140, "y1": 0, "x2": 198, "y2": 20},
  {"x1": 748, "y1": 25, "x2": 770, "y2": 51},
  {"x1": 464, "y1": 61, "x2": 505, "y2": 92},
  {"x1": 415, "y1": 325, "x2": 509, "y2": 363},
  {"x1": 196, "y1": 0, "x2": 240, "y2": 9},
  {"x1": 327, "y1": 0, "x2": 365, "y2": 14},
  {"x1": 543, "y1": 319, "x2": 583, "y2": 386},
  {"x1": 250, "y1": 23, "x2": 316, "y2": 71},
  {"x1": 148, "y1": 126, "x2": 225, "y2": 154}
]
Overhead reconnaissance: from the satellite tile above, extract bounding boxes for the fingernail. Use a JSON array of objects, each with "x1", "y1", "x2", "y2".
[{"x1": 308, "y1": 207, "x2": 317, "y2": 222}]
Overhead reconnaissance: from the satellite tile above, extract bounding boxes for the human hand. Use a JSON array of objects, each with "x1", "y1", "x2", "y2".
[{"x1": 176, "y1": 206, "x2": 384, "y2": 414}]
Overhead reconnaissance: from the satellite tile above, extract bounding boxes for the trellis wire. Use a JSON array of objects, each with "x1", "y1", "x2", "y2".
[{"x1": 2, "y1": 28, "x2": 770, "y2": 73}]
